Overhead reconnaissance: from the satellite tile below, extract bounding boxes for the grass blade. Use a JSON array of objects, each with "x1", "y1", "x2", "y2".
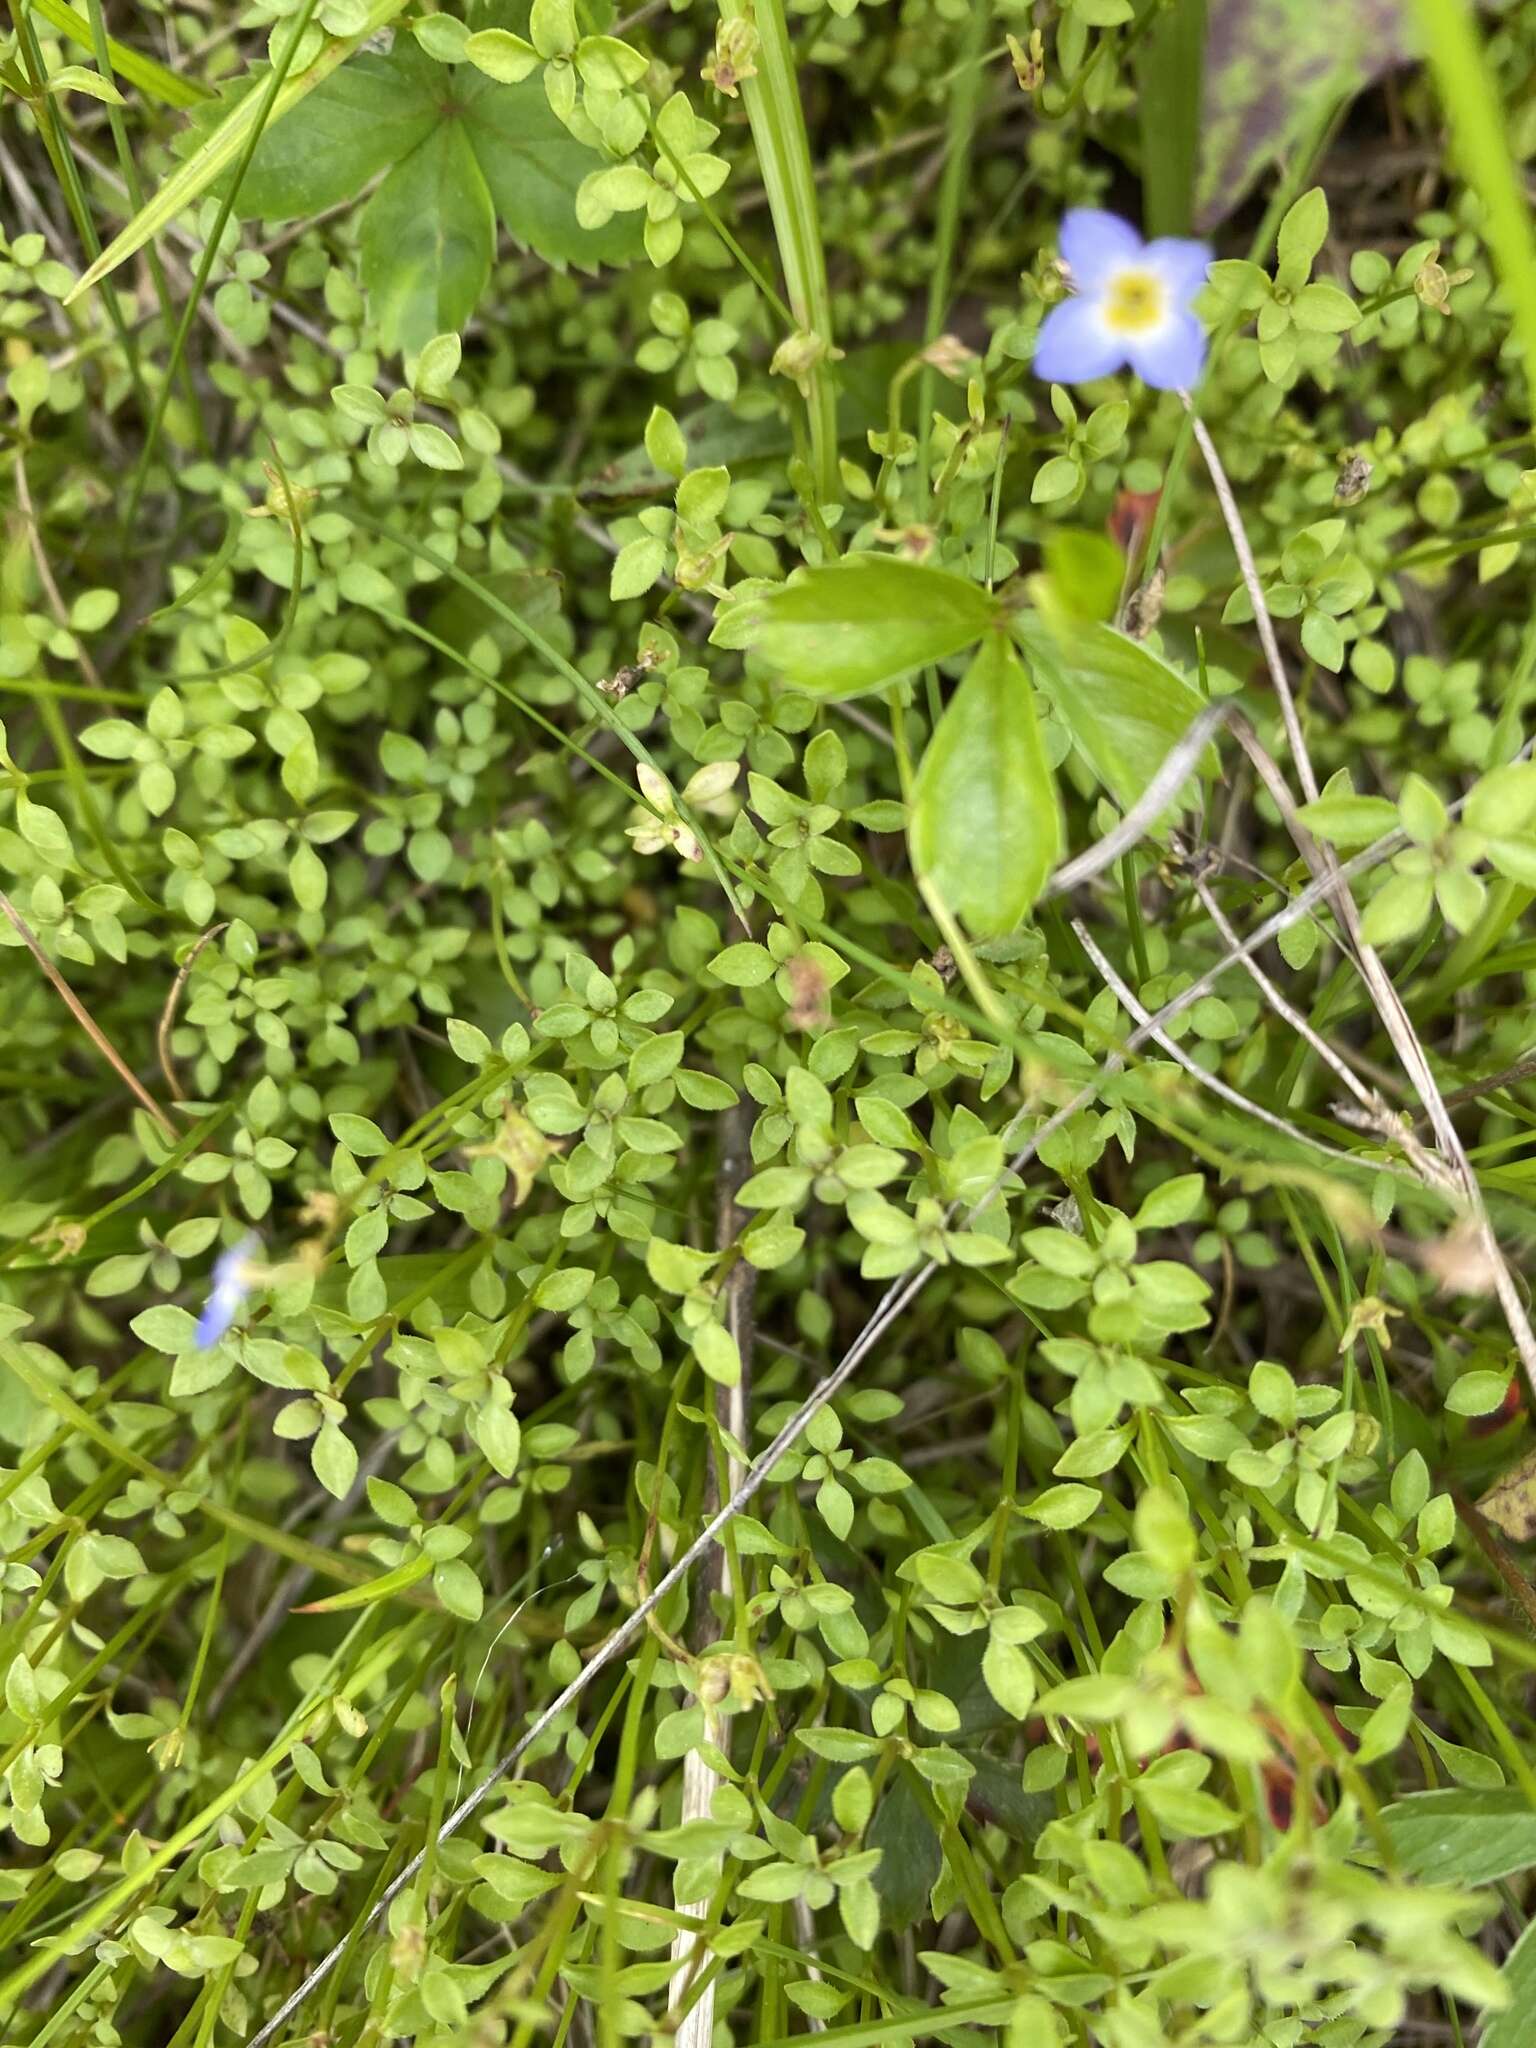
[
  {"x1": 1137, "y1": 0, "x2": 1206, "y2": 236},
  {"x1": 64, "y1": 0, "x2": 409, "y2": 304},
  {"x1": 27, "y1": 0, "x2": 207, "y2": 106}
]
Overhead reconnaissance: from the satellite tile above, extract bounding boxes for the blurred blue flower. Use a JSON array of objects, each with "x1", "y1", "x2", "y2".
[
  {"x1": 1034, "y1": 211, "x2": 1211, "y2": 390},
  {"x1": 196, "y1": 1234, "x2": 260, "y2": 1348}
]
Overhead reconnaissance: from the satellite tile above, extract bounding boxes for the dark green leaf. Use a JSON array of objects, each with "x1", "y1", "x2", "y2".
[
  {"x1": 909, "y1": 634, "x2": 1061, "y2": 936},
  {"x1": 202, "y1": 42, "x2": 635, "y2": 292},
  {"x1": 924, "y1": 1630, "x2": 1016, "y2": 1738},
  {"x1": 1017, "y1": 616, "x2": 1213, "y2": 815},
  {"x1": 1382, "y1": 1789, "x2": 1536, "y2": 1887},
  {"x1": 868, "y1": 1767, "x2": 942, "y2": 1927},
  {"x1": 715, "y1": 557, "x2": 997, "y2": 701},
  {"x1": 460, "y1": 71, "x2": 641, "y2": 270},
  {"x1": 959, "y1": 1751, "x2": 1060, "y2": 1843},
  {"x1": 205, "y1": 51, "x2": 441, "y2": 221},
  {"x1": 360, "y1": 122, "x2": 496, "y2": 353},
  {"x1": 1482, "y1": 1919, "x2": 1536, "y2": 2048}
]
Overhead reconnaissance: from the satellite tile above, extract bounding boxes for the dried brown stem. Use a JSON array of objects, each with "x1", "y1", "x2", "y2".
[
  {"x1": 14, "y1": 452, "x2": 103, "y2": 692},
  {"x1": 0, "y1": 888, "x2": 176, "y2": 1138},
  {"x1": 1190, "y1": 872, "x2": 1377, "y2": 1113},
  {"x1": 1453, "y1": 1493, "x2": 1536, "y2": 1638},
  {"x1": 1431, "y1": 1052, "x2": 1536, "y2": 1116},
  {"x1": 1190, "y1": 405, "x2": 1536, "y2": 1406},
  {"x1": 669, "y1": 1103, "x2": 756, "y2": 2048},
  {"x1": 157, "y1": 923, "x2": 228, "y2": 1103}
]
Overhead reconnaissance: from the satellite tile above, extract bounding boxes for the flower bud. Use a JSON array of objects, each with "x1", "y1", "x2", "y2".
[
  {"x1": 918, "y1": 334, "x2": 977, "y2": 382},
  {"x1": 770, "y1": 327, "x2": 842, "y2": 396},
  {"x1": 1006, "y1": 29, "x2": 1044, "y2": 92},
  {"x1": 703, "y1": 17, "x2": 757, "y2": 96}
]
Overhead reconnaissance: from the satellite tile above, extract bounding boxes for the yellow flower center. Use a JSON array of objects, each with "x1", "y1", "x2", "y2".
[{"x1": 1104, "y1": 269, "x2": 1165, "y2": 333}]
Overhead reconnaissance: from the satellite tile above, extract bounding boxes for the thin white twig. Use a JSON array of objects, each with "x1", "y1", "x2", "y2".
[
  {"x1": 668, "y1": 1741, "x2": 727, "y2": 2048},
  {"x1": 1188, "y1": 401, "x2": 1536, "y2": 1403},
  {"x1": 1190, "y1": 873, "x2": 1376, "y2": 1113},
  {"x1": 1043, "y1": 701, "x2": 1230, "y2": 900},
  {"x1": 1184, "y1": 400, "x2": 1319, "y2": 803},
  {"x1": 1071, "y1": 920, "x2": 1393, "y2": 1177}
]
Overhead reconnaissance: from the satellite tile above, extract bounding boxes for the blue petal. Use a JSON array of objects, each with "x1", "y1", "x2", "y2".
[
  {"x1": 194, "y1": 1234, "x2": 259, "y2": 1348},
  {"x1": 209, "y1": 1248, "x2": 242, "y2": 1290},
  {"x1": 1125, "y1": 310, "x2": 1207, "y2": 390},
  {"x1": 216, "y1": 1232, "x2": 260, "y2": 1283},
  {"x1": 1145, "y1": 236, "x2": 1213, "y2": 305},
  {"x1": 1058, "y1": 210, "x2": 1144, "y2": 291},
  {"x1": 195, "y1": 1289, "x2": 238, "y2": 1349},
  {"x1": 1032, "y1": 298, "x2": 1128, "y2": 386}
]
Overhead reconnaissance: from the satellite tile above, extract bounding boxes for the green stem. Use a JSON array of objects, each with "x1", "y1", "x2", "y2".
[
  {"x1": 4, "y1": 0, "x2": 149, "y2": 425},
  {"x1": 918, "y1": 877, "x2": 1010, "y2": 1037},
  {"x1": 1411, "y1": 875, "x2": 1533, "y2": 1010},
  {"x1": 1457, "y1": 1665, "x2": 1536, "y2": 1805},
  {"x1": 718, "y1": 0, "x2": 838, "y2": 502},
  {"x1": 418, "y1": 1674, "x2": 458, "y2": 1914}
]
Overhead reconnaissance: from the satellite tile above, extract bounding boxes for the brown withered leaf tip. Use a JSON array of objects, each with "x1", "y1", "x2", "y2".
[
  {"x1": 1478, "y1": 1447, "x2": 1536, "y2": 1543},
  {"x1": 783, "y1": 953, "x2": 831, "y2": 1032},
  {"x1": 1122, "y1": 566, "x2": 1166, "y2": 641}
]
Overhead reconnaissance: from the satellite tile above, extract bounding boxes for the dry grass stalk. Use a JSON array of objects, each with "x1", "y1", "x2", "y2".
[{"x1": 1188, "y1": 399, "x2": 1536, "y2": 1405}]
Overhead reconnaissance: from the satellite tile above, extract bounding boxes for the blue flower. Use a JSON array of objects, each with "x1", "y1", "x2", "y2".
[
  {"x1": 1034, "y1": 211, "x2": 1212, "y2": 390},
  {"x1": 195, "y1": 1234, "x2": 261, "y2": 1349}
]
